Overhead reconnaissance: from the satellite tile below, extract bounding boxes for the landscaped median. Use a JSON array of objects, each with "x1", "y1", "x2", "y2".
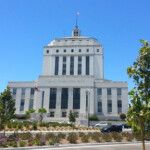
[{"x1": 0, "y1": 122, "x2": 150, "y2": 148}]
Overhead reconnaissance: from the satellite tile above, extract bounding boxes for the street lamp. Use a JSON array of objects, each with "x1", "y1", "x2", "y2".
[{"x1": 86, "y1": 89, "x2": 90, "y2": 127}]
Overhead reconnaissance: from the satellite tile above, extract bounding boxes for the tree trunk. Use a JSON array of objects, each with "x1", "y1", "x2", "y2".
[{"x1": 139, "y1": 117, "x2": 146, "y2": 150}]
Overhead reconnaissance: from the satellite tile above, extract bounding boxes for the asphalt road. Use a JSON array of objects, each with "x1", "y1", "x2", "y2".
[{"x1": 32, "y1": 142, "x2": 150, "y2": 150}]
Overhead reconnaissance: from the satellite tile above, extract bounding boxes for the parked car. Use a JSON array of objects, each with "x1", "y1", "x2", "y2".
[
  {"x1": 122, "y1": 123, "x2": 131, "y2": 129},
  {"x1": 101, "y1": 125, "x2": 122, "y2": 133},
  {"x1": 95, "y1": 123, "x2": 108, "y2": 127}
]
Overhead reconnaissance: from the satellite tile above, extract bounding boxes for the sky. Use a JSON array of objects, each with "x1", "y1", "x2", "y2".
[{"x1": 0, "y1": 0, "x2": 150, "y2": 101}]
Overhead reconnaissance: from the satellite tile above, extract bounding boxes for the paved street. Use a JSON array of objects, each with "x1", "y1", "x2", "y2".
[{"x1": 33, "y1": 142, "x2": 150, "y2": 150}]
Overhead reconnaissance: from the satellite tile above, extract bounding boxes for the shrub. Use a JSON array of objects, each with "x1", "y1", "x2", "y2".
[
  {"x1": 122, "y1": 132, "x2": 134, "y2": 141},
  {"x1": 89, "y1": 115, "x2": 99, "y2": 121},
  {"x1": 81, "y1": 135, "x2": 89, "y2": 143},
  {"x1": 7, "y1": 123, "x2": 12, "y2": 129},
  {"x1": 79, "y1": 132, "x2": 85, "y2": 137},
  {"x1": 19, "y1": 141, "x2": 26, "y2": 147},
  {"x1": 67, "y1": 133, "x2": 78, "y2": 143},
  {"x1": 40, "y1": 136, "x2": 45, "y2": 145},
  {"x1": 111, "y1": 132, "x2": 122, "y2": 142},
  {"x1": 35, "y1": 133, "x2": 42, "y2": 141},
  {"x1": 57, "y1": 133, "x2": 66, "y2": 139},
  {"x1": 36, "y1": 141, "x2": 42, "y2": 146},
  {"x1": 49, "y1": 141, "x2": 54, "y2": 145},
  {"x1": 101, "y1": 133, "x2": 112, "y2": 142},
  {"x1": 32, "y1": 123, "x2": 37, "y2": 130},
  {"x1": 52, "y1": 136, "x2": 60, "y2": 143},
  {"x1": 18, "y1": 122, "x2": 23, "y2": 129},
  {"x1": 90, "y1": 133, "x2": 101, "y2": 142},
  {"x1": 45, "y1": 133, "x2": 55, "y2": 141},
  {"x1": 119, "y1": 113, "x2": 126, "y2": 121}
]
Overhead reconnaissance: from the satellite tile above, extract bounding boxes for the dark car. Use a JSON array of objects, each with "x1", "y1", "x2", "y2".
[
  {"x1": 101, "y1": 125, "x2": 122, "y2": 133},
  {"x1": 122, "y1": 123, "x2": 131, "y2": 129}
]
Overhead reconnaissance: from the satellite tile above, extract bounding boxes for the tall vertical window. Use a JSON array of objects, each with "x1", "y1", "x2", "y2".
[
  {"x1": 117, "y1": 88, "x2": 122, "y2": 95},
  {"x1": 21, "y1": 88, "x2": 26, "y2": 95},
  {"x1": 107, "y1": 88, "x2": 111, "y2": 95},
  {"x1": 62, "y1": 57, "x2": 66, "y2": 75},
  {"x1": 55, "y1": 57, "x2": 59, "y2": 75},
  {"x1": 30, "y1": 88, "x2": 35, "y2": 95},
  {"x1": 98, "y1": 100, "x2": 102, "y2": 113},
  {"x1": 49, "y1": 88, "x2": 57, "y2": 109},
  {"x1": 73, "y1": 88, "x2": 80, "y2": 109},
  {"x1": 117, "y1": 100, "x2": 122, "y2": 114},
  {"x1": 86, "y1": 56, "x2": 90, "y2": 75},
  {"x1": 20, "y1": 99, "x2": 25, "y2": 111},
  {"x1": 13, "y1": 88, "x2": 17, "y2": 95},
  {"x1": 97, "y1": 88, "x2": 102, "y2": 95},
  {"x1": 107, "y1": 100, "x2": 112, "y2": 113},
  {"x1": 78, "y1": 56, "x2": 82, "y2": 75},
  {"x1": 61, "y1": 88, "x2": 68, "y2": 109},
  {"x1": 29, "y1": 99, "x2": 34, "y2": 110},
  {"x1": 70, "y1": 57, "x2": 74, "y2": 75}
]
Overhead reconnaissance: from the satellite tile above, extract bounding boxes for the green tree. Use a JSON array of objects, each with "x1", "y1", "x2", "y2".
[
  {"x1": 25, "y1": 109, "x2": 35, "y2": 119},
  {"x1": 119, "y1": 113, "x2": 126, "y2": 121},
  {"x1": 38, "y1": 108, "x2": 47, "y2": 122},
  {"x1": 0, "y1": 86, "x2": 16, "y2": 134},
  {"x1": 126, "y1": 40, "x2": 150, "y2": 150},
  {"x1": 68, "y1": 110, "x2": 76, "y2": 123}
]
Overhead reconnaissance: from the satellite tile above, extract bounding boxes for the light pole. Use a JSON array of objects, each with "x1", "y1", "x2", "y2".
[{"x1": 86, "y1": 89, "x2": 90, "y2": 127}]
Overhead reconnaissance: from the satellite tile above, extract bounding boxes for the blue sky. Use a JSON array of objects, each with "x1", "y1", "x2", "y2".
[{"x1": 0, "y1": 0, "x2": 150, "y2": 100}]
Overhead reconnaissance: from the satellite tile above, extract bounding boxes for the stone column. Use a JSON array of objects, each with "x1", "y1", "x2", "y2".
[
  {"x1": 34, "y1": 89, "x2": 42, "y2": 112},
  {"x1": 102, "y1": 88, "x2": 107, "y2": 116},
  {"x1": 89, "y1": 88, "x2": 94, "y2": 115},
  {"x1": 15, "y1": 88, "x2": 21, "y2": 114},
  {"x1": 90, "y1": 56, "x2": 94, "y2": 76},
  {"x1": 82, "y1": 56, "x2": 86, "y2": 76},
  {"x1": 59, "y1": 56, "x2": 63, "y2": 76},
  {"x1": 112, "y1": 88, "x2": 118, "y2": 115},
  {"x1": 24, "y1": 88, "x2": 30, "y2": 112},
  {"x1": 80, "y1": 88, "x2": 86, "y2": 119},
  {"x1": 67, "y1": 88, "x2": 73, "y2": 116},
  {"x1": 122, "y1": 87, "x2": 128, "y2": 114},
  {"x1": 43, "y1": 88, "x2": 50, "y2": 112},
  {"x1": 74, "y1": 56, "x2": 78, "y2": 75},
  {"x1": 66, "y1": 56, "x2": 70, "y2": 75},
  {"x1": 55, "y1": 88, "x2": 61, "y2": 118}
]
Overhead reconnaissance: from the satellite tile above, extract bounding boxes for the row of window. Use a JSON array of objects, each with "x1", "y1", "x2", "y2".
[
  {"x1": 55, "y1": 56, "x2": 90, "y2": 75},
  {"x1": 46, "y1": 49, "x2": 99, "y2": 54},
  {"x1": 50, "y1": 111, "x2": 79, "y2": 118},
  {"x1": 97, "y1": 100, "x2": 122, "y2": 114},
  {"x1": 49, "y1": 88, "x2": 80, "y2": 109},
  {"x1": 97, "y1": 88, "x2": 122, "y2": 96},
  {"x1": 13, "y1": 88, "x2": 35, "y2": 95},
  {"x1": 20, "y1": 99, "x2": 34, "y2": 111}
]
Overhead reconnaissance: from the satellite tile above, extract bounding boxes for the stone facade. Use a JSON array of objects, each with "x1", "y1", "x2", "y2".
[{"x1": 8, "y1": 26, "x2": 128, "y2": 123}]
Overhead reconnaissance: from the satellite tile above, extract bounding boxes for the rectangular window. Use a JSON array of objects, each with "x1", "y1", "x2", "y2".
[
  {"x1": 41, "y1": 91, "x2": 44, "y2": 108},
  {"x1": 61, "y1": 88, "x2": 68, "y2": 109},
  {"x1": 70, "y1": 57, "x2": 74, "y2": 75},
  {"x1": 117, "y1": 100, "x2": 122, "y2": 114},
  {"x1": 73, "y1": 88, "x2": 80, "y2": 109},
  {"x1": 49, "y1": 88, "x2": 57, "y2": 109},
  {"x1": 117, "y1": 88, "x2": 122, "y2": 95},
  {"x1": 21, "y1": 88, "x2": 26, "y2": 95},
  {"x1": 78, "y1": 56, "x2": 82, "y2": 75},
  {"x1": 13, "y1": 88, "x2": 17, "y2": 95},
  {"x1": 62, "y1": 57, "x2": 66, "y2": 75},
  {"x1": 97, "y1": 88, "x2": 102, "y2": 95},
  {"x1": 30, "y1": 88, "x2": 35, "y2": 95},
  {"x1": 29, "y1": 99, "x2": 34, "y2": 110},
  {"x1": 55, "y1": 57, "x2": 59, "y2": 75},
  {"x1": 98, "y1": 101, "x2": 102, "y2": 113},
  {"x1": 86, "y1": 56, "x2": 90, "y2": 75},
  {"x1": 107, "y1": 88, "x2": 111, "y2": 95},
  {"x1": 62, "y1": 112, "x2": 67, "y2": 117},
  {"x1": 50, "y1": 112, "x2": 54, "y2": 117},
  {"x1": 20, "y1": 99, "x2": 25, "y2": 111},
  {"x1": 107, "y1": 100, "x2": 112, "y2": 113}
]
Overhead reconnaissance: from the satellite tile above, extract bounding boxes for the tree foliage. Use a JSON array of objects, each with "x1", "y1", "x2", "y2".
[
  {"x1": 38, "y1": 108, "x2": 47, "y2": 122},
  {"x1": 119, "y1": 113, "x2": 126, "y2": 121},
  {"x1": 126, "y1": 40, "x2": 150, "y2": 150},
  {"x1": 68, "y1": 110, "x2": 76, "y2": 123},
  {"x1": 0, "y1": 86, "x2": 16, "y2": 129},
  {"x1": 25, "y1": 109, "x2": 35, "y2": 119}
]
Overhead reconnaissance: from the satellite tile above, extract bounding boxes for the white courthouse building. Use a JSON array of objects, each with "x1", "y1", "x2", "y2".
[{"x1": 8, "y1": 25, "x2": 128, "y2": 123}]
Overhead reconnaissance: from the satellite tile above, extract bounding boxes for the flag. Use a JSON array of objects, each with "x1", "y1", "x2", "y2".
[
  {"x1": 76, "y1": 12, "x2": 80, "y2": 15},
  {"x1": 35, "y1": 87, "x2": 40, "y2": 92}
]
